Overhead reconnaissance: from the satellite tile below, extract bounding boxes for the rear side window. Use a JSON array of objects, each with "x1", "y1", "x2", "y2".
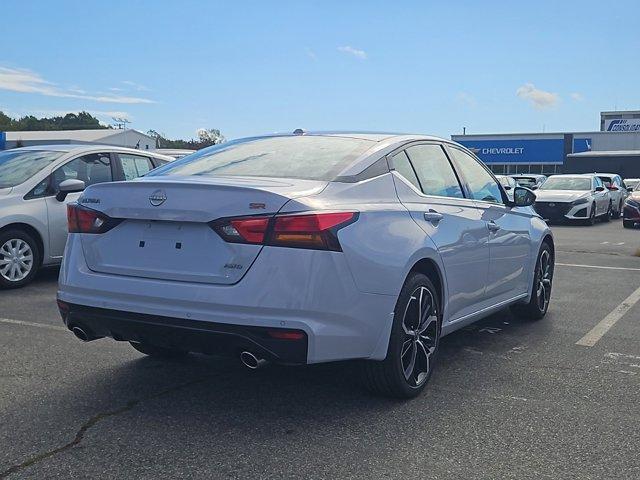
[
  {"x1": 119, "y1": 154, "x2": 153, "y2": 180},
  {"x1": 148, "y1": 136, "x2": 374, "y2": 181},
  {"x1": 405, "y1": 145, "x2": 464, "y2": 199},
  {"x1": 449, "y1": 147, "x2": 503, "y2": 204},
  {"x1": 391, "y1": 151, "x2": 421, "y2": 191}
]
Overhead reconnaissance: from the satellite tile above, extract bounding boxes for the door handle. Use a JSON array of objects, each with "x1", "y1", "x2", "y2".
[
  {"x1": 424, "y1": 210, "x2": 444, "y2": 224},
  {"x1": 487, "y1": 221, "x2": 500, "y2": 232}
]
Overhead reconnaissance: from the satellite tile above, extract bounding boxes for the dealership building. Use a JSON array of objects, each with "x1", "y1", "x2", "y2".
[
  {"x1": 0, "y1": 129, "x2": 156, "y2": 150},
  {"x1": 452, "y1": 110, "x2": 640, "y2": 178}
]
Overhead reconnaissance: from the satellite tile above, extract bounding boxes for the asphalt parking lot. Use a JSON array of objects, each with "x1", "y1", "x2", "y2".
[{"x1": 1, "y1": 219, "x2": 639, "y2": 480}]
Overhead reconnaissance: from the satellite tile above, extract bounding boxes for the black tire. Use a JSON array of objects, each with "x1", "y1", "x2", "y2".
[
  {"x1": 511, "y1": 242, "x2": 553, "y2": 321},
  {"x1": 623, "y1": 220, "x2": 634, "y2": 229},
  {"x1": 362, "y1": 273, "x2": 441, "y2": 399},
  {"x1": 602, "y1": 201, "x2": 612, "y2": 222},
  {"x1": 614, "y1": 201, "x2": 623, "y2": 219},
  {"x1": 0, "y1": 229, "x2": 41, "y2": 289},
  {"x1": 130, "y1": 342, "x2": 189, "y2": 358},
  {"x1": 584, "y1": 203, "x2": 596, "y2": 226}
]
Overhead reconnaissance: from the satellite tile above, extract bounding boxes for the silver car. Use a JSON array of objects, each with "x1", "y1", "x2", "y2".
[
  {"x1": 58, "y1": 132, "x2": 554, "y2": 398},
  {"x1": 595, "y1": 173, "x2": 628, "y2": 219},
  {"x1": 533, "y1": 174, "x2": 611, "y2": 225},
  {"x1": 0, "y1": 145, "x2": 173, "y2": 288}
]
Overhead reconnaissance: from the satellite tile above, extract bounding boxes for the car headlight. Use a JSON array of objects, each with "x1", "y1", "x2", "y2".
[
  {"x1": 571, "y1": 197, "x2": 589, "y2": 206},
  {"x1": 625, "y1": 199, "x2": 640, "y2": 208}
]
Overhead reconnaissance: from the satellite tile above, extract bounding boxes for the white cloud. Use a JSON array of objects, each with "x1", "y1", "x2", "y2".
[
  {"x1": 0, "y1": 66, "x2": 154, "y2": 104},
  {"x1": 456, "y1": 92, "x2": 477, "y2": 107},
  {"x1": 338, "y1": 45, "x2": 367, "y2": 60},
  {"x1": 516, "y1": 83, "x2": 559, "y2": 109},
  {"x1": 570, "y1": 92, "x2": 584, "y2": 102},
  {"x1": 121, "y1": 80, "x2": 149, "y2": 91}
]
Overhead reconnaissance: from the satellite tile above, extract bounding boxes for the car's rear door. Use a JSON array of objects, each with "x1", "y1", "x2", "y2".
[
  {"x1": 446, "y1": 145, "x2": 532, "y2": 304},
  {"x1": 390, "y1": 142, "x2": 490, "y2": 323}
]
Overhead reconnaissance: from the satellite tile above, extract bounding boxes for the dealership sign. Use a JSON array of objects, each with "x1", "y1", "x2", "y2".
[
  {"x1": 605, "y1": 119, "x2": 640, "y2": 132},
  {"x1": 456, "y1": 138, "x2": 564, "y2": 164}
]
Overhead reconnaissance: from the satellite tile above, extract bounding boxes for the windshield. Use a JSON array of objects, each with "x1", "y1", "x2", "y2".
[
  {"x1": 148, "y1": 136, "x2": 375, "y2": 181},
  {"x1": 625, "y1": 179, "x2": 639, "y2": 190},
  {"x1": 0, "y1": 150, "x2": 65, "y2": 188},
  {"x1": 540, "y1": 177, "x2": 591, "y2": 191},
  {"x1": 515, "y1": 177, "x2": 537, "y2": 187}
]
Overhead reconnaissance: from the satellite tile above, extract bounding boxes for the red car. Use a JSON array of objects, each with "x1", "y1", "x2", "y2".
[{"x1": 623, "y1": 191, "x2": 640, "y2": 228}]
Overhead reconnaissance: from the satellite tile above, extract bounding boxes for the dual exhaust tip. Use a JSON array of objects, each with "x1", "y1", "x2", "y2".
[
  {"x1": 71, "y1": 326, "x2": 269, "y2": 370},
  {"x1": 239, "y1": 351, "x2": 268, "y2": 370}
]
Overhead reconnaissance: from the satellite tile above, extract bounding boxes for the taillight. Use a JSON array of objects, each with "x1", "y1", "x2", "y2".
[
  {"x1": 67, "y1": 203, "x2": 121, "y2": 234},
  {"x1": 211, "y1": 212, "x2": 357, "y2": 251}
]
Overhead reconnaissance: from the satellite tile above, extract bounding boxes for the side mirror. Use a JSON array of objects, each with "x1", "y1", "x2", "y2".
[
  {"x1": 56, "y1": 179, "x2": 85, "y2": 202},
  {"x1": 595, "y1": 186, "x2": 605, "y2": 192},
  {"x1": 503, "y1": 185, "x2": 512, "y2": 191},
  {"x1": 511, "y1": 186, "x2": 536, "y2": 207}
]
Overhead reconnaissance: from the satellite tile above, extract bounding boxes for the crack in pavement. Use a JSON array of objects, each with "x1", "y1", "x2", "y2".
[{"x1": 0, "y1": 373, "x2": 224, "y2": 479}]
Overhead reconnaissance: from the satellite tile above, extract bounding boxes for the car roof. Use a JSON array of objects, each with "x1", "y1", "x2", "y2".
[
  {"x1": 548, "y1": 174, "x2": 594, "y2": 178},
  {"x1": 594, "y1": 173, "x2": 619, "y2": 177},
  {"x1": 5, "y1": 144, "x2": 174, "y2": 161}
]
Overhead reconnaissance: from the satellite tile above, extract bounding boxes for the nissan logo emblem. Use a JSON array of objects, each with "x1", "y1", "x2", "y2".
[{"x1": 149, "y1": 189, "x2": 167, "y2": 206}]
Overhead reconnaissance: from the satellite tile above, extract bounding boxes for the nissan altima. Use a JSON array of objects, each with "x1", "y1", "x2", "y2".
[
  {"x1": 57, "y1": 132, "x2": 554, "y2": 398},
  {"x1": 533, "y1": 174, "x2": 611, "y2": 225}
]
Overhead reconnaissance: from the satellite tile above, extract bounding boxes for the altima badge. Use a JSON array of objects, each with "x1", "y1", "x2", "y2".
[{"x1": 149, "y1": 189, "x2": 167, "y2": 206}]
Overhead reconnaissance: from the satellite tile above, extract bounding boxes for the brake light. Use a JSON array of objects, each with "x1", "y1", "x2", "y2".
[
  {"x1": 608, "y1": 186, "x2": 618, "y2": 191},
  {"x1": 211, "y1": 212, "x2": 357, "y2": 251},
  {"x1": 266, "y1": 329, "x2": 306, "y2": 340},
  {"x1": 67, "y1": 203, "x2": 121, "y2": 234}
]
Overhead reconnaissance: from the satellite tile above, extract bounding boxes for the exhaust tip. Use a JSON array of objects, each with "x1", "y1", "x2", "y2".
[
  {"x1": 240, "y1": 351, "x2": 268, "y2": 370},
  {"x1": 71, "y1": 326, "x2": 91, "y2": 342}
]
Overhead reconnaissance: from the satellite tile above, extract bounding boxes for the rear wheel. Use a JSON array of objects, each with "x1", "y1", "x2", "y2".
[
  {"x1": 362, "y1": 273, "x2": 441, "y2": 398},
  {"x1": 603, "y1": 201, "x2": 612, "y2": 222},
  {"x1": 512, "y1": 242, "x2": 553, "y2": 320},
  {"x1": 130, "y1": 342, "x2": 189, "y2": 358},
  {"x1": 0, "y1": 229, "x2": 40, "y2": 289}
]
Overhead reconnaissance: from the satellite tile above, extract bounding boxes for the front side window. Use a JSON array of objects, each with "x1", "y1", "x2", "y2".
[
  {"x1": 0, "y1": 150, "x2": 64, "y2": 188},
  {"x1": 448, "y1": 148, "x2": 503, "y2": 204},
  {"x1": 149, "y1": 136, "x2": 374, "y2": 181},
  {"x1": 405, "y1": 145, "x2": 464, "y2": 198},
  {"x1": 119, "y1": 154, "x2": 153, "y2": 180},
  {"x1": 51, "y1": 153, "x2": 112, "y2": 190}
]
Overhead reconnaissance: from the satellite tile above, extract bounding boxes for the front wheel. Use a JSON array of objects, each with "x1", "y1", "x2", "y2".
[
  {"x1": 584, "y1": 203, "x2": 596, "y2": 226},
  {"x1": 623, "y1": 220, "x2": 634, "y2": 229},
  {"x1": 0, "y1": 230, "x2": 41, "y2": 289},
  {"x1": 511, "y1": 242, "x2": 554, "y2": 320},
  {"x1": 362, "y1": 273, "x2": 441, "y2": 398}
]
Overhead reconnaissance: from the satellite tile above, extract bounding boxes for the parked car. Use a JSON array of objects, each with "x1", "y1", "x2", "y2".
[
  {"x1": 595, "y1": 173, "x2": 628, "y2": 218},
  {"x1": 0, "y1": 145, "x2": 174, "y2": 288},
  {"x1": 495, "y1": 175, "x2": 517, "y2": 201},
  {"x1": 154, "y1": 148, "x2": 196, "y2": 159},
  {"x1": 624, "y1": 178, "x2": 640, "y2": 192},
  {"x1": 58, "y1": 132, "x2": 554, "y2": 399},
  {"x1": 533, "y1": 174, "x2": 611, "y2": 225},
  {"x1": 512, "y1": 174, "x2": 547, "y2": 190},
  {"x1": 622, "y1": 190, "x2": 640, "y2": 228}
]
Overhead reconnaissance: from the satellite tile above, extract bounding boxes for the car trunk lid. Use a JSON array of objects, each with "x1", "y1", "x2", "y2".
[{"x1": 78, "y1": 176, "x2": 326, "y2": 284}]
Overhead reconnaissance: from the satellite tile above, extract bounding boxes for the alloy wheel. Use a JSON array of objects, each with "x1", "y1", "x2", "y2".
[
  {"x1": 536, "y1": 250, "x2": 552, "y2": 312},
  {"x1": 400, "y1": 286, "x2": 439, "y2": 387},
  {"x1": 0, "y1": 239, "x2": 34, "y2": 282}
]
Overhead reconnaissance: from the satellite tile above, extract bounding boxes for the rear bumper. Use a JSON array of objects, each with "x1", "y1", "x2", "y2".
[
  {"x1": 60, "y1": 302, "x2": 308, "y2": 364},
  {"x1": 58, "y1": 234, "x2": 397, "y2": 364}
]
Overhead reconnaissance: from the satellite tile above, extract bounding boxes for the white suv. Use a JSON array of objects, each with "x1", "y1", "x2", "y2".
[{"x1": 0, "y1": 145, "x2": 173, "y2": 288}]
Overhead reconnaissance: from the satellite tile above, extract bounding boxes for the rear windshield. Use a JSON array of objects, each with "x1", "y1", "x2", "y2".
[
  {"x1": 0, "y1": 150, "x2": 65, "y2": 188},
  {"x1": 597, "y1": 176, "x2": 612, "y2": 187},
  {"x1": 148, "y1": 136, "x2": 375, "y2": 181},
  {"x1": 540, "y1": 177, "x2": 591, "y2": 191},
  {"x1": 515, "y1": 177, "x2": 537, "y2": 187}
]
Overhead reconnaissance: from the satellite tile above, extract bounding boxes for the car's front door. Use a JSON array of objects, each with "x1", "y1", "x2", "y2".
[
  {"x1": 447, "y1": 146, "x2": 532, "y2": 304},
  {"x1": 44, "y1": 152, "x2": 115, "y2": 258},
  {"x1": 593, "y1": 177, "x2": 609, "y2": 215},
  {"x1": 390, "y1": 143, "x2": 491, "y2": 323}
]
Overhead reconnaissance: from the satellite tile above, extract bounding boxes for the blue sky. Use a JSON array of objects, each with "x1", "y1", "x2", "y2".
[{"x1": 1, "y1": 0, "x2": 639, "y2": 141}]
